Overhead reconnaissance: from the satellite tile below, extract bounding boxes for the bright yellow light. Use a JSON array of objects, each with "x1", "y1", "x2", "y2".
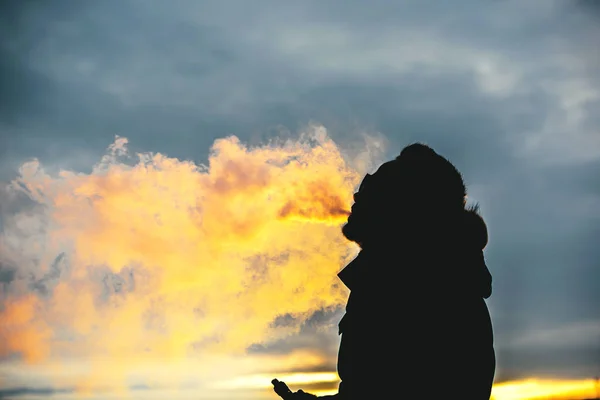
[
  {"x1": 213, "y1": 371, "x2": 339, "y2": 390},
  {"x1": 312, "y1": 388, "x2": 340, "y2": 397},
  {"x1": 491, "y1": 378, "x2": 599, "y2": 400}
]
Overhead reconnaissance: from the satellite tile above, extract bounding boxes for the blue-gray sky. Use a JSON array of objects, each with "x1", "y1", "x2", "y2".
[{"x1": 1, "y1": 0, "x2": 599, "y2": 396}]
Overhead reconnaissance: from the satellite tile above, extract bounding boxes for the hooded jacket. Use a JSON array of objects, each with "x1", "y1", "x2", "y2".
[{"x1": 333, "y1": 208, "x2": 495, "y2": 400}]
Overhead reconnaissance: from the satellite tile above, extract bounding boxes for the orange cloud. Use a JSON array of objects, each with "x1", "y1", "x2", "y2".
[
  {"x1": 0, "y1": 126, "x2": 377, "y2": 392},
  {"x1": 0, "y1": 295, "x2": 51, "y2": 364}
]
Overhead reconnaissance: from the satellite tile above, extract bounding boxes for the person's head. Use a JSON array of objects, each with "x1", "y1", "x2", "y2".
[{"x1": 342, "y1": 143, "x2": 467, "y2": 247}]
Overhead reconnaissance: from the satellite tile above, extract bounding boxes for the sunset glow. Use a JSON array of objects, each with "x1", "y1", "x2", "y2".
[
  {"x1": 0, "y1": 127, "x2": 375, "y2": 393},
  {"x1": 491, "y1": 379, "x2": 599, "y2": 400}
]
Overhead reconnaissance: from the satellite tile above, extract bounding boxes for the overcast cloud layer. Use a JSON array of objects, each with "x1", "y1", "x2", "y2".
[{"x1": 1, "y1": 0, "x2": 599, "y2": 393}]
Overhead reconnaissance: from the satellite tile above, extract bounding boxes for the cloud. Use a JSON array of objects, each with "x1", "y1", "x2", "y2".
[
  {"x1": 0, "y1": 349, "x2": 336, "y2": 399},
  {"x1": 2, "y1": 0, "x2": 598, "y2": 171},
  {"x1": 0, "y1": 386, "x2": 73, "y2": 398},
  {"x1": 509, "y1": 320, "x2": 600, "y2": 350},
  {"x1": 0, "y1": 125, "x2": 382, "y2": 392}
]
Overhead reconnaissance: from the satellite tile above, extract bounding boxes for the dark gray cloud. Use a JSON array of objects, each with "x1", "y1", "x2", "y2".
[
  {"x1": 1, "y1": 0, "x2": 599, "y2": 385},
  {"x1": 249, "y1": 307, "x2": 344, "y2": 370},
  {"x1": 0, "y1": 386, "x2": 72, "y2": 398}
]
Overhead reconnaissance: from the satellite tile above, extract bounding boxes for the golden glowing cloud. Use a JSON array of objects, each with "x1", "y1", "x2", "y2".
[
  {"x1": 0, "y1": 295, "x2": 52, "y2": 363},
  {"x1": 0, "y1": 126, "x2": 379, "y2": 392}
]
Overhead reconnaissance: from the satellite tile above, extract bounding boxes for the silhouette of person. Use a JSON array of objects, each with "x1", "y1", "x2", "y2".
[{"x1": 273, "y1": 143, "x2": 495, "y2": 399}]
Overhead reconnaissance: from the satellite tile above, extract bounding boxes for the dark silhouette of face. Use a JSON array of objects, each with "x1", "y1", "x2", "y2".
[
  {"x1": 341, "y1": 169, "x2": 386, "y2": 246},
  {"x1": 341, "y1": 143, "x2": 467, "y2": 247}
]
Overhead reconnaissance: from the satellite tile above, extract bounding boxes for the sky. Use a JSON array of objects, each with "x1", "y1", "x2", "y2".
[{"x1": 0, "y1": 0, "x2": 599, "y2": 399}]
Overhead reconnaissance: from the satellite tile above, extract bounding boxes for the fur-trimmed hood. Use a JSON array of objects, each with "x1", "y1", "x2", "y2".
[{"x1": 338, "y1": 208, "x2": 492, "y2": 300}]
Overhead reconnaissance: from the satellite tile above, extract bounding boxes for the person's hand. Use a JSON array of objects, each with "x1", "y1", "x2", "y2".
[
  {"x1": 272, "y1": 379, "x2": 317, "y2": 399},
  {"x1": 292, "y1": 389, "x2": 318, "y2": 399}
]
